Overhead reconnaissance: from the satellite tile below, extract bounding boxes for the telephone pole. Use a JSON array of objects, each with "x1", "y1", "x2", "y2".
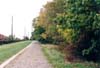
[
  {"x1": 11, "y1": 16, "x2": 14, "y2": 40},
  {"x1": 24, "y1": 27, "x2": 26, "y2": 37}
]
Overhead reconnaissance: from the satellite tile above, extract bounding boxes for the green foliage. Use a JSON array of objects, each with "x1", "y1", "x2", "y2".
[
  {"x1": 0, "y1": 35, "x2": 21, "y2": 45},
  {"x1": 32, "y1": 0, "x2": 100, "y2": 61},
  {"x1": 55, "y1": 0, "x2": 100, "y2": 61},
  {"x1": 32, "y1": 26, "x2": 47, "y2": 43},
  {"x1": 32, "y1": 0, "x2": 65, "y2": 44},
  {"x1": 42, "y1": 45, "x2": 98, "y2": 68}
]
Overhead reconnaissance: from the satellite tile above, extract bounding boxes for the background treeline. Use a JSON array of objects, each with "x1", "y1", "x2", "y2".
[
  {"x1": 0, "y1": 35, "x2": 29, "y2": 45},
  {"x1": 31, "y1": 0, "x2": 100, "y2": 62},
  {"x1": 0, "y1": 35, "x2": 21, "y2": 45}
]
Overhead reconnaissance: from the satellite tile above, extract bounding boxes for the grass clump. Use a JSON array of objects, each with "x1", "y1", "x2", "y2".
[{"x1": 42, "y1": 44, "x2": 99, "y2": 68}]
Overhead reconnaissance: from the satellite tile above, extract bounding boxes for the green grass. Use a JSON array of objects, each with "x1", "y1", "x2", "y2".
[
  {"x1": 0, "y1": 41, "x2": 32, "y2": 64},
  {"x1": 42, "y1": 45, "x2": 99, "y2": 68}
]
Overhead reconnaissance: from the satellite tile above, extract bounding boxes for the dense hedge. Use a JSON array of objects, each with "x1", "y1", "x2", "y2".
[
  {"x1": 0, "y1": 37, "x2": 21, "y2": 45},
  {"x1": 32, "y1": 0, "x2": 100, "y2": 62}
]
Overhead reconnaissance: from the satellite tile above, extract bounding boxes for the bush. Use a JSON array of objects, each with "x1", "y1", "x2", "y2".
[
  {"x1": 0, "y1": 36, "x2": 21, "y2": 45},
  {"x1": 55, "y1": 0, "x2": 100, "y2": 61}
]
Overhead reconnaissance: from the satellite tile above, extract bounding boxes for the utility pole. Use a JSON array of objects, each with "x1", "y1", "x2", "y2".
[
  {"x1": 24, "y1": 27, "x2": 26, "y2": 37},
  {"x1": 24, "y1": 26, "x2": 27, "y2": 40},
  {"x1": 11, "y1": 16, "x2": 14, "y2": 40}
]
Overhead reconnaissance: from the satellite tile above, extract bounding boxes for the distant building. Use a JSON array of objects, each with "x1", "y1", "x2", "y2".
[{"x1": 0, "y1": 34, "x2": 6, "y2": 41}]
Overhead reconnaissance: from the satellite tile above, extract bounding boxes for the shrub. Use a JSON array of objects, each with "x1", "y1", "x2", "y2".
[{"x1": 56, "y1": 0, "x2": 100, "y2": 61}]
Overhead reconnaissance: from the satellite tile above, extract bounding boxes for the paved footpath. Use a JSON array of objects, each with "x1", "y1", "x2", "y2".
[{"x1": 4, "y1": 41, "x2": 52, "y2": 68}]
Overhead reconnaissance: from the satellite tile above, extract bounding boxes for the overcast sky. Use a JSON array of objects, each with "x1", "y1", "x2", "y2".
[{"x1": 0, "y1": 0, "x2": 51, "y2": 39}]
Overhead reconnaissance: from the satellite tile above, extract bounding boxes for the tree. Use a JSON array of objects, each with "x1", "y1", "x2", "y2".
[
  {"x1": 32, "y1": 0, "x2": 65, "y2": 44},
  {"x1": 32, "y1": 26, "x2": 46, "y2": 42},
  {"x1": 56, "y1": 0, "x2": 100, "y2": 61}
]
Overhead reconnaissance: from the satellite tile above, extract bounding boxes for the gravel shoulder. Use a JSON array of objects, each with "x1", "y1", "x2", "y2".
[{"x1": 4, "y1": 41, "x2": 52, "y2": 68}]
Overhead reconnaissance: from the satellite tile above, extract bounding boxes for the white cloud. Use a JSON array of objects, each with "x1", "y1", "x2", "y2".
[{"x1": 0, "y1": 0, "x2": 51, "y2": 39}]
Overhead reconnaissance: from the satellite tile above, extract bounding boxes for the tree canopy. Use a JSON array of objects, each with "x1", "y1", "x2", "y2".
[{"x1": 32, "y1": 0, "x2": 100, "y2": 61}]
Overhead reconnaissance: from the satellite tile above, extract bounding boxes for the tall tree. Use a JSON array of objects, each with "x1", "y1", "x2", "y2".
[
  {"x1": 32, "y1": 0, "x2": 66, "y2": 44},
  {"x1": 56, "y1": 0, "x2": 100, "y2": 61}
]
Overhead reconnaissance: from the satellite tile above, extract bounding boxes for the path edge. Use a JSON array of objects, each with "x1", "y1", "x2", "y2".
[{"x1": 0, "y1": 41, "x2": 33, "y2": 68}]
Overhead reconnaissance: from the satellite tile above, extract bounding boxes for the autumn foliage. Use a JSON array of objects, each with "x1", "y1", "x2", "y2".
[{"x1": 32, "y1": 0, "x2": 100, "y2": 62}]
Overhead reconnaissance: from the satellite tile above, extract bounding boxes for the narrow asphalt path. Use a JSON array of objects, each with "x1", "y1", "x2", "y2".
[{"x1": 4, "y1": 41, "x2": 52, "y2": 68}]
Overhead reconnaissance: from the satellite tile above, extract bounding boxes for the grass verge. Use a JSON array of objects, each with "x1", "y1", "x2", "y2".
[
  {"x1": 42, "y1": 44, "x2": 99, "y2": 68},
  {"x1": 0, "y1": 41, "x2": 31, "y2": 64}
]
